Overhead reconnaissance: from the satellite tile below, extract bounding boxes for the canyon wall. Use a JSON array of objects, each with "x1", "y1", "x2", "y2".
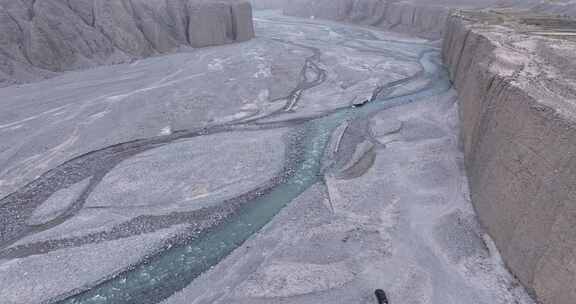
[
  {"x1": 285, "y1": 0, "x2": 452, "y2": 38},
  {"x1": 442, "y1": 10, "x2": 576, "y2": 304},
  {"x1": 0, "y1": 0, "x2": 254, "y2": 86},
  {"x1": 254, "y1": 0, "x2": 459, "y2": 39},
  {"x1": 253, "y1": 0, "x2": 576, "y2": 39}
]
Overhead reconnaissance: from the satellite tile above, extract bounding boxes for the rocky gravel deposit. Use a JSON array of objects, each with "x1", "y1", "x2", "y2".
[
  {"x1": 443, "y1": 10, "x2": 576, "y2": 304},
  {"x1": 0, "y1": 0, "x2": 254, "y2": 86}
]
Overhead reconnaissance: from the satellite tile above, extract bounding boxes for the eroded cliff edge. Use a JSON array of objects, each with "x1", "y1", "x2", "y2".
[
  {"x1": 0, "y1": 0, "x2": 254, "y2": 86},
  {"x1": 442, "y1": 10, "x2": 576, "y2": 304}
]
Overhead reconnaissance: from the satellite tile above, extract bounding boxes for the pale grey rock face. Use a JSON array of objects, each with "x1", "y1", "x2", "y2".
[
  {"x1": 0, "y1": 0, "x2": 255, "y2": 86},
  {"x1": 252, "y1": 0, "x2": 576, "y2": 39},
  {"x1": 442, "y1": 10, "x2": 576, "y2": 304},
  {"x1": 252, "y1": 0, "x2": 491, "y2": 38},
  {"x1": 188, "y1": 0, "x2": 255, "y2": 47},
  {"x1": 231, "y1": 1, "x2": 256, "y2": 41}
]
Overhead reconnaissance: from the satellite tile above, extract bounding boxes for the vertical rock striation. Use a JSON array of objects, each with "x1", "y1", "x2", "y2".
[
  {"x1": 0, "y1": 0, "x2": 255, "y2": 86},
  {"x1": 279, "y1": 0, "x2": 454, "y2": 39},
  {"x1": 442, "y1": 10, "x2": 576, "y2": 304}
]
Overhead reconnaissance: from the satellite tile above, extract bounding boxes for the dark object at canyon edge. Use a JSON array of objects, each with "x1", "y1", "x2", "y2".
[{"x1": 375, "y1": 289, "x2": 389, "y2": 304}]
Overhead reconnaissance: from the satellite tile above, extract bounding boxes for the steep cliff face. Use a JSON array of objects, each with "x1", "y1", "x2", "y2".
[
  {"x1": 0, "y1": 0, "x2": 255, "y2": 86},
  {"x1": 252, "y1": 0, "x2": 576, "y2": 39},
  {"x1": 268, "y1": 0, "x2": 454, "y2": 39},
  {"x1": 442, "y1": 10, "x2": 576, "y2": 304}
]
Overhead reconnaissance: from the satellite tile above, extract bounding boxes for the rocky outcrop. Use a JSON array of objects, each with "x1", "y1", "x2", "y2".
[
  {"x1": 442, "y1": 10, "x2": 576, "y2": 304},
  {"x1": 0, "y1": 0, "x2": 254, "y2": 86}
]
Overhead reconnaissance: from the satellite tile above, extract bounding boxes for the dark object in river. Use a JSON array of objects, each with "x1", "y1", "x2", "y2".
[
  {"x1": 375, "y1": 289, "x2": 389, "y2": 304},
  {"x1": 352, "y1": 99, "x2": 369, "y2": 108}
]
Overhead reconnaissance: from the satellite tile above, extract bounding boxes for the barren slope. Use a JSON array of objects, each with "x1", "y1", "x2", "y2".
[{"x1": 0, "y1": 0, "x2": 254, "y2": 86}]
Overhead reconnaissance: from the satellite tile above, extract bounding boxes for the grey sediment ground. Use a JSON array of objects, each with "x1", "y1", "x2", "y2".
[
  {"x1": 47, "y1": 47, "x2": 446, "y2": 304},
  {"x1": 0, "y1": 114, "x2": 307, "y2": 255}
]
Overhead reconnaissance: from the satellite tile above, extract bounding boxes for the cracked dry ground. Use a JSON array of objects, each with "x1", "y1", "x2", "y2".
[{"x1": 0, "y1": 11, "x2": 535, "y2": 304}]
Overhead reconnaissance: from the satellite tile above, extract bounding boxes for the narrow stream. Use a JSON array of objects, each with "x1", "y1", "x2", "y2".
[{"x1": 52, "y1": 48, "x2": 451, "y2": 304}]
